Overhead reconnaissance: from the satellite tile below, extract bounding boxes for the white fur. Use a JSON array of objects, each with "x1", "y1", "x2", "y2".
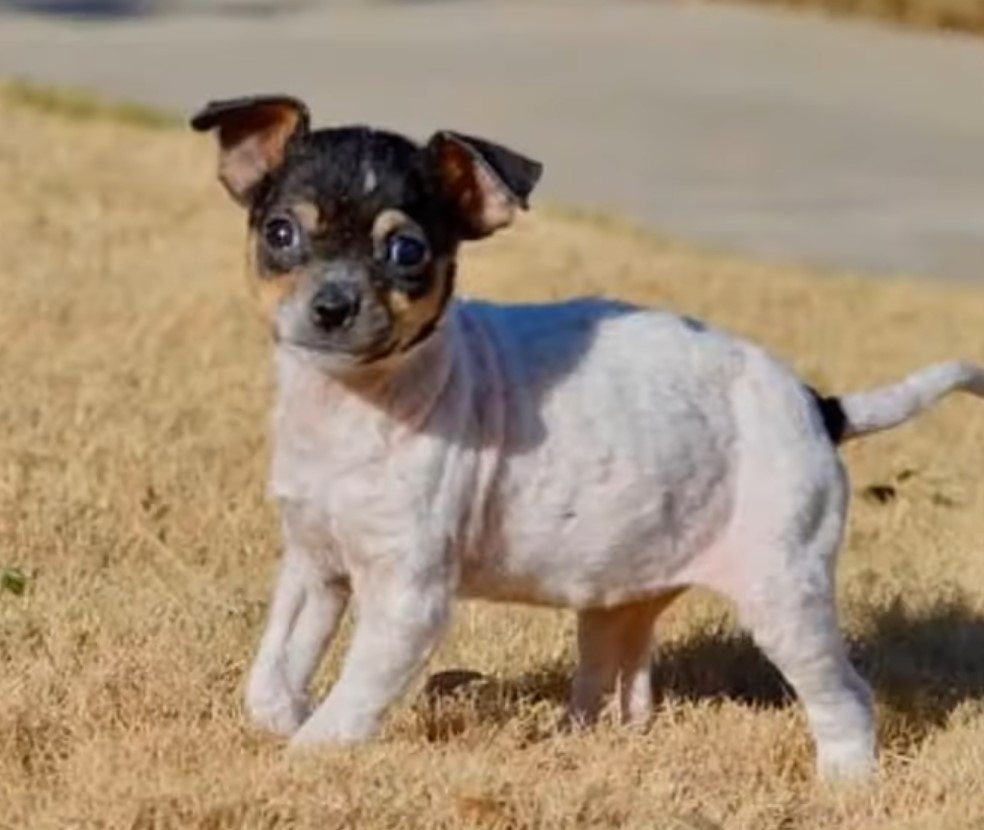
[
  {"x1": 838, "y1": 360, "x2": 984, "y2": 441},
  {"x1": 245, "y1": 296, "x2": 983, "y2": 778}
]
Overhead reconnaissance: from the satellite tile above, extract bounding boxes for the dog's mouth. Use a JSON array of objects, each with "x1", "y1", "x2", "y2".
[
  {"x1": 274, "y1": 287, "x2": 449, "y2": 369},
  {"x1": 277, "y1": 331, "x2": 403, "y2": 367}
]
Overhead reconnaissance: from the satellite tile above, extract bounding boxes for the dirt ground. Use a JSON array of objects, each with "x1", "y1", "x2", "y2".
[{"x1": 2, "y1": 86, "x2": 984, "y2": 829}]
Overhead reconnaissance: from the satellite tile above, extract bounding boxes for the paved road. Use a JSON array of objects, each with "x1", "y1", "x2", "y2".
[{"x1": 2, "y1": 0, "x2": 984, "y2": 279}]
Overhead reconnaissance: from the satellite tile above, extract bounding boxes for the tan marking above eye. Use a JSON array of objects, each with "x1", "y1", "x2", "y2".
[
  {"x1": 291, "y1": 201, "x2": 321, "y2": 234},
  {"x1": 372, "y1": 208, "x2": 423, "y2": 246}
]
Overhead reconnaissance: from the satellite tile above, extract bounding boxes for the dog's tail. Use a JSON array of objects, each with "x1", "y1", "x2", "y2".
[{"x1": 814, "y1": 361, "x2": 984, "y2": 445}]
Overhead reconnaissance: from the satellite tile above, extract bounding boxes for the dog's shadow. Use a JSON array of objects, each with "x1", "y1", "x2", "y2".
[{"x1": 419, "y1": 596, "x2": 984, "y2": 750}]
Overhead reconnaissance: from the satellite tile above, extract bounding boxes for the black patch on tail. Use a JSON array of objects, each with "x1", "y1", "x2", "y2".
[{"x1": 807, "y1": 387, "x2": 847, "y2": 445}]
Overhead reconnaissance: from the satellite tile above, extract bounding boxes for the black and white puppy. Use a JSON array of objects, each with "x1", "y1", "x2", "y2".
[{"x1": 192, "y1": 94, "x2": 984, "y2": 779}]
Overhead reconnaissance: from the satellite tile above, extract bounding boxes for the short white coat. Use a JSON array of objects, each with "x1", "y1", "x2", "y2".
[{"x1": 248, "y1": 294, "x2": 984, "y2": 779}]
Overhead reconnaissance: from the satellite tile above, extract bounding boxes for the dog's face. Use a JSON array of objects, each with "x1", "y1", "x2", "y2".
[{"x1": 191, "y1": 95, "x2": 542, "y2": 372}]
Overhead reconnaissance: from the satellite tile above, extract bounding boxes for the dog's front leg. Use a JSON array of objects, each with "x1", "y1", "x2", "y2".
[
  {"x1": 246, "y1": 551, "x2": 348, "y2": 737},
  {"x1": 290, "y1": 567, "x2": 450, "y2": 746},
  {"x1": 283, "y1": 574, "x2": 349, "y2": 700}
]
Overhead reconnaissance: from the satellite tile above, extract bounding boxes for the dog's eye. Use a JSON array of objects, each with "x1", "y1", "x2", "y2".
[
  {"x1": 386, "y1": 233, "x2": 428, "y2": 269},
  {"x1": 263, "y1": 216, "x2": 299, "y2": 251}
]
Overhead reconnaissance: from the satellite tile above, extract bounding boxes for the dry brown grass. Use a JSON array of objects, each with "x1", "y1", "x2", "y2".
[
  {"x1": 711, "y1": 0, "x2": 984, "y2": 36},
  {"x1": 3, "y1": 84, "x2": 984, "y2": 830}
]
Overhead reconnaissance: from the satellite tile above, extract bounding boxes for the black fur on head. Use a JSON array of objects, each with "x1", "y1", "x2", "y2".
[{"x1": 191, "y1": 94, "x2": 543, "y2": 369}]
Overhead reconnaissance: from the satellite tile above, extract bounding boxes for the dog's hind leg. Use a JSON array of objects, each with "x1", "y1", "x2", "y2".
[
  {"x1": 570, "y1": 593, "x2": 679, "y2": 726},
  {"x1": 721, "y1": 470, "x2": 875, "y2": 779},
  {"x1": 738, "y1": 575, "x2": 874, "y2": 779},
  {"x1": 617, "y1": 591, "x2": 682, "y2": 726},
  {"x1": 569, "y1": 607, "x2": 628, "y2": 725}
]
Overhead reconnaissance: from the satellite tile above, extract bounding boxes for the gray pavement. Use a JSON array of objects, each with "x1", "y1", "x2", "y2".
[{"x1": 2, "y1": 0, "x2": 984, "y2": 279}]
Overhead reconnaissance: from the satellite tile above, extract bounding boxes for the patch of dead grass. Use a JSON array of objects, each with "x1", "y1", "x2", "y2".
[
  {"x1": 709, "y1": 0, "x2": 984, "y2": 36},
  {"x1": 2, "y1": 85, "x2": 984, "y2": 829},
  {"x1": 1, "y1": 78, "x2": 179, "y2": 128}
]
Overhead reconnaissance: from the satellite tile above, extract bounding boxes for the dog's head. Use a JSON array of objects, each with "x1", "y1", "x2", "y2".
[{"x1": 191, "y1": 94, "x2": 542, "y2": 372}]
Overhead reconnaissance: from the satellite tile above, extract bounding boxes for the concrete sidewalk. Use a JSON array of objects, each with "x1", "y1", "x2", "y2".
[{"x1": 2, "y1": 0, "x2": 984, "y2": 280}]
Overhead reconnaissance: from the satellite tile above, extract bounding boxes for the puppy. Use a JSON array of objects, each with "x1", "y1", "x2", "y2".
[{"x1": 191, "y1": 94, "x2": 984, "y2": 778}]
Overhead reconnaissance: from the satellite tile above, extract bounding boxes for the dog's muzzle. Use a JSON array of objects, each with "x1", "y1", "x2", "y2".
[{"x1": 310, "y1": 281, "x2": 361, "y2": 332}]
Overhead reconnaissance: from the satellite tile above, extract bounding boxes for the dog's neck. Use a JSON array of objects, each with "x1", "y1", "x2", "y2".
[
  {"x1": 273, "y1": 309, "x2": 459, "y2": 439},
  {"x1": 268, "y1": 304, "x2": 496, "y2": 508}
]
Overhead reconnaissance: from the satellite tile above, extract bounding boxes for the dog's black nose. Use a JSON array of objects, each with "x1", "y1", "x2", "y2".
[{"x1": 311, "y1": 283, "x2": 360, "y2": 331}]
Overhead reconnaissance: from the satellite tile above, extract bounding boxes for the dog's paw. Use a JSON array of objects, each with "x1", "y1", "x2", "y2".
[
  {"x1": 817, "y1": 739, "x2": 876, "y2": 781},
  {"x1": 287, "y1": 705, "x2": 378, "y2": 749},
  {"x1": 245, "y1": 673, "x2": 311, "y2": 737}
]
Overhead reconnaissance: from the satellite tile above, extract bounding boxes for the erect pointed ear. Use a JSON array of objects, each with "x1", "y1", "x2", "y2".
[
  {"x1": 190, "y1": 95, "x2": 310, "y2": 206},
  {"x1": 427, "y1": 131, "x2": 543, "y2": 239}
]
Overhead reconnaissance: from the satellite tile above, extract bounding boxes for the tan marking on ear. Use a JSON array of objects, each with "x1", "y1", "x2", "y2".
[
  {"x1": 471, "y1": 162, "x2": 516, "y2": 230},
  {"x1": 216, "y1": 102, "x2": 304, "y2": 204},
  {"x1": 435, "y1": 138, "x2": 516, "y2": 235}
]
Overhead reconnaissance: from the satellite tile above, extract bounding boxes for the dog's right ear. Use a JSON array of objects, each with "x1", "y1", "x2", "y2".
[
  {"x1": 190, "y1": 95, "x2": 310, "y2": 206},
  {"x1": 427, "y1": 131, "x2": 542, "y2": 239}
]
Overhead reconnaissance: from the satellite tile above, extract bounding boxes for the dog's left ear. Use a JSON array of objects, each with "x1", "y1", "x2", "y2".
[
  {"x1": 427, "y1": 131, "x2": 543, "y2": 239},
  {"x1": 190, "y1": 94, "x2": 310, "y2": 206}
]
